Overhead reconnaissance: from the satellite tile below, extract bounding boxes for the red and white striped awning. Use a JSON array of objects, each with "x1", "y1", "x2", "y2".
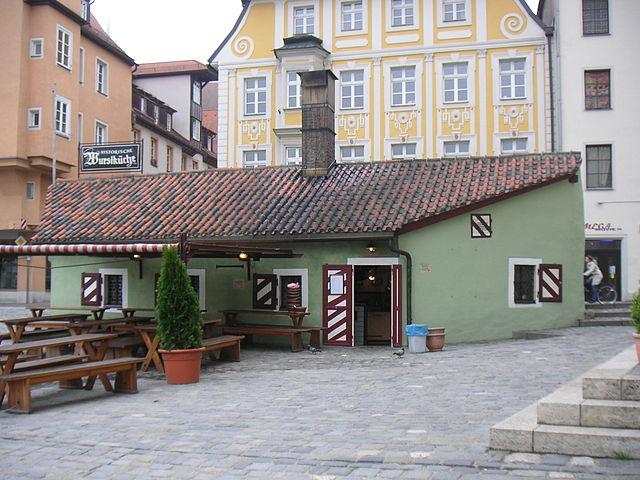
[{"x1": 0, "y1": 243, "x2": 177, "y2": 256}]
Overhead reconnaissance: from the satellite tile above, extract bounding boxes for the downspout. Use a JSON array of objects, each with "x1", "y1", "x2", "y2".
[
  {"x1": 388, "y1": 236, "x2": 412, "y2": 325},
  {"x1": 546, "y1": 27, "x2": 556, "y2": 152}
]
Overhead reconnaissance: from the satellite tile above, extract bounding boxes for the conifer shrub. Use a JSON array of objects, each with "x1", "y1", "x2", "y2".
[{"x1": 631, "y1": 290, "x2": 640, "y2": 334}]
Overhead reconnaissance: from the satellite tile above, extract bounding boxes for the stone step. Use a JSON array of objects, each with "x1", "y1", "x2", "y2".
[
  {"x1": 539, "y1": 397, "x2": 640, "y2": 429},
  {"x1": 587, "y1": 309, "x2": 632, "y2": 318},
  {"x1": 578, "y1": 318, "x2": 632, "y2": 327},
  {"x1": 586, "y1": 302, "x2": 631, "y2": 310},
  {"x1": 584, "y1": 363, "x2": 640, "y2": 401}
]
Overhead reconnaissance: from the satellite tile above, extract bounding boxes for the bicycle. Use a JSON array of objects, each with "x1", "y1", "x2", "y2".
[{"x1": 584, "y1": 280, "x2": 617, "y2": 304}]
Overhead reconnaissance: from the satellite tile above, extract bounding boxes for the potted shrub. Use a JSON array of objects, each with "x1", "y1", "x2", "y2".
[
  {"x1": 156, "y1": 247, "x2": 203, "y2": 384},
  {"x1": 631, "y1": 290, "x2": 640, "y2": 363}
]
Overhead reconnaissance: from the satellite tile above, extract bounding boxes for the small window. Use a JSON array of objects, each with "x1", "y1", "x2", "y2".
[
  {"x1": 341, "y1": 70, "x2": 365, "y2": 109},
  {"x1": 192, "y1": 160, "x2": 198, "y2": 171},
  {"x1": 139, "y1": 97, "x2": 146, "y2": 112},
  {"x1": 245, "y1": 77, "x2": 267, "y2": 115},
  {"x1": 0, "y1": 256, "x2": 18, "y2": 290},
  {"x1": 79, "y1": 47, "x2": 85, "y2": 84},
  {"x1": 166, "y1": 113, "x2": 172, "y2": 130},
  {"x1": 340, "y1": 145, "x2": 365, "y2": 162},
  {"x1": 96, "y1": 59, "x2": 108, "y2": 95},
  {"x1": 192, "y1": 81, "x2": 201, "y2": 105},
  {"x1": 27, "y1": 108, "x2": 41, "y2": 129},
  {"x1": 287, "y1": 72, "x2": 301, "y2": 109},
  {"x1": 586, "y1": 144, "x2": 612, "y2": 189},
  {"x1": 150, "y1": 138, "x2": 158, "y2": 167},
  {"x1": 30, "y1": 38, "x2": 43, "y2": 59},
  {"x1": 443, "y1": 62, "x2": 468, "y2": 103},
  {"x1": 166, "y1": 145, "x2": 173, "y2": 172},
  {"x1": 187, "y1": 270, "x2": 206, "y2": 308},
  {"x1": 444, "y1": 140, "x2": 470, "y2": 157},
  {"x1": 391, "y1": 143, "x2": 416, "y2": 160},
  {"x1": 341, "y1": 1, "x2": 363, "y2": 31},
  {"x1": 55, "y1": 96, "x2": 71, "y2": 136},
  {"x1": 285, "y1": 146, "x2": 302, "y2": 165},
  {"x1": 294, "y1": 6, "x2": 315, "y2": 34},
  {"x1": 192, "y1": 118, "x2": 201, "y2": 141},
  {"x1": 392, "y1": 0, "x2": 414, "y2": 27},
  {"x1": 500, "y1": 138, "x2": 528, "y2": 154},
  {"x1": 26, "y1": 182, "x2": 36, "y2": 200},
  {"x1": 391, "y1": 66, "x2": 416, "y2": 106},
  {"x1": 181, "y1": 154, "x2": 188, "y2": 171},
  {"x1": 585, "y1": 70, "x2": 610, "y2": 110},
  {"x1": 514, "y1": 265, "x2": 536, "y2": 304},
  {"x1": 499, "y1": 59, "x2": 526, "y2": 100},
  {"x1": 132, "y1": 129, "x2": 141, "y2": 143},
  {"x1": 279, "y1": 274, "x2": 303, "y2": 310},
  {"x1": 56, "y1": 26, "x2": 72, "y2": 69},
  {"x1": 583, "y1": 0, "x2": 609, "y2": 35},
  {"x1": 104, "y1": 274, "x2": 124, "y2": 308},
  {"x1": 153, "y1": 105, "x2": 159, "y2": 124},
  {"x1": 443, "y1": 0, "x2": 466, "y2": 22},
  {"x1": 95, "y1": 121, "x2": 107, "y2": 144},
  {"x1": 244, "y1": 150, "x2": 267, "y2": 168}
]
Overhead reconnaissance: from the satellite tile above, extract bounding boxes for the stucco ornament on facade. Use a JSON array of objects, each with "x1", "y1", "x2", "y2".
[
  {"x1": 441, "y1": 108, "x2": 471, "y2": 133},
  {"x1": 500, "y1": 13, "x2": 526, "y2": 39},
  {"x1": 498, "y1": 104, "x2": 532, "y2": 132},
  {"x1": 338, "y1": 114, "x2": 367, "y2": 140},
  {"x1": 232, "y1": 36, "x2": 255, "y2": 59},
  {"x1": 389, "y1": 111, "x2": 418, "y2": 139},
  {"x1": 241, "y1": 119, "x2": 268, "y2": 145}
]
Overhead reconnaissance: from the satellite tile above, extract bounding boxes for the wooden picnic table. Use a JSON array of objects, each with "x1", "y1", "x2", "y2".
[
  {"x1": 121, "y1": 307, "x2": 155, "y2": 318},
  {"x1": 28, "y1": 316, "x2": 154, "y2": 335},
  {"x1": 221, "y1": 308, "x2": 310, "y2": 328},
  {"x1": 113, "y1": 318, "x2": 222, "y2": 373},
  {"x1": 1, "y1": 314, "x2": 89, "y2": 343},
  {"x1": 0, "y1": 333, "x2": 117, "y2": 408},
  {"x1": 29, "y1": 306, "x2": 108, "y2": 320}
]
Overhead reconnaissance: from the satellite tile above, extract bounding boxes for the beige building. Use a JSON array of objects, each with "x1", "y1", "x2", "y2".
[{"x1": 0, "y1": 0, "x2": 135, "y2": 303}]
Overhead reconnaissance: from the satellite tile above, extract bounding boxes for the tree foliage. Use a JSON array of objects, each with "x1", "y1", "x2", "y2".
[
  {"x1": 631, "y1": 290, "x2": 640, "y2": 334},
  {"x1": 156, "y1": 247, "x2": 202, "y2": 350}
]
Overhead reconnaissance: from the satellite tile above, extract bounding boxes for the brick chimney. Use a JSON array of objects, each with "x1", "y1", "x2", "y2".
[{"x1": 299, "y1": 70, "x2": 337, "y2": 177}]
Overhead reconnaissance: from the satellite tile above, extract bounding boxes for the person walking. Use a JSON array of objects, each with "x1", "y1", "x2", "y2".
[{"x1": 584, "y1": 255, "x2": 603, "y2": 303}]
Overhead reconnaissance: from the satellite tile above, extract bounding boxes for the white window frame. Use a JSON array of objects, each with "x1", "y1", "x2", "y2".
[
  {"x1": 95, "y1": 57, "x2": 108, "y2": 96},
  {"x1": 192, "y1": 118, "x2": 201, "y2": 141},
  {"x1": 439, "y1": 0, "x2": 471, "y2": 26},
  {"x1": 491, "y1": 51, "x2": 534, "y2": 105},
  {"x1": 443, "y1": 140, "x2": 470, "y2": 157},
  {"x1": 27, "y1": 108, "x2": 42, "y2": 129},
  {"x1": 388, "y1": 0, "x2": 418, "y2": 30},
  {"x1": 273, "y1": 268, "x2": 309, "y2": 309},
  {"x1": 442, "y1": 62, "x2": 469, "y2": 104},
  {"x1": 340, "y1": 69, "x2": 365, "y2": 110},
  {"x1": 286, "y1": 71, "x2": 301, "y2": 109},
  {"x1": 99, "y1": 268, "x2": 128, "y2": 310},
  {"x1": 285, "y1": 146, "x2": 302, "y2": 165},
  {"x1": 192, "y1": 81, "x2": 201, "y2": 105},
  {"x1": 287, "y1": 0, "x2": 320, "y2": 37},
  {"x1": 79, "y1": 47, "x2": 85, "y2": 84},
  {"x1": 150, "y1": 137, "x2": 158, "y2": 166},
  {"x1": 56, "y1": 25, "x2": 72, "y2": 70},
  {"x1": 94, "y1": 120, "x2": 108, "y2": 144},
  {"x1": 26, "y1": 182, "x2": 36, "y2": 200},
  {"x1": 390, "y1": 65, "x2": 417, "y2": 107},
  {"x1": 500, "y1": 137, "x2": 529, "y2": 155},
  {"x1": 243, "y1": 149, "x2": 267, "y2": 168},
  {"x1": 166, "y1": 113, "x2": 172, "y2": 131},
  {"x1": 391, "y1": 143, "x2": 417, "y2": 160},
  {"x1": 508, "y1": 258, "x2": 541, "y2": 309},
  {"x1": 166, "y1": 145, "x2": 174, "y2": 172},
  {"x1": 339, "y1": 145, "x2": 365, "y2": 162},
  {"x1": 30, "y1": 38, "x2": 44, "y2": 59},
  {"x1": 293, "y1": 5, "x2": 315, "y2": 34},
  {"x1": 187, "y1": 269, "x2": 206, "y2": 309},
  {"x1": 340, "y1": 1, "x2": 364, "y2": 32},
  {"x1": 153, "y1": 105, "x2": 160, "y2": 124},
  {"x1": 244, "y1": 76, "x2": 268, "y2": 116},
  {"x1": 54, "y1": 95, "x2": 71, "y2": 138},
  {"x1": 499, "y1": 58, "x2": 527, "y2": 101}
]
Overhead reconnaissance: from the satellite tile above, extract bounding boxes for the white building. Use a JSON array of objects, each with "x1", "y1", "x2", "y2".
[
  {"x1": 133, "y1": 60, "x2": 218, "y2": 170},
  {"x1": 540, "y1": 0, "x2": 640, "y2": 301}
]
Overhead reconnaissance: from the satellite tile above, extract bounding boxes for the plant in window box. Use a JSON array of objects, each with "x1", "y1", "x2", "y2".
[
  {"x1": 631, "y1": 290, "x2": 640, "y2": 363},
  {"x1": 156, "y1": 247, "x2": 203, "y2": 384}
]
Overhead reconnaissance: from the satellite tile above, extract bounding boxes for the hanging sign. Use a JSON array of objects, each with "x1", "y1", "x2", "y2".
[{"x1": 79, "y1": 143, "x2": 142, "y2": 173}]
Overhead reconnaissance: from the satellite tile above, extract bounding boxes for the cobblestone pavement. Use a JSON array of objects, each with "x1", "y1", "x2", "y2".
[{"x1": 1, "y1": 306, "x2": 639, "y2": 479}]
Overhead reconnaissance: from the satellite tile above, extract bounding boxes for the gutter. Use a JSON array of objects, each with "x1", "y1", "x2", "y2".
[
  {"x1": 546, "y1": 25, "x2": 556, "y2": 152},
  {"x1": 388, "y1": 236, "x2": 412, "y2": 326}
]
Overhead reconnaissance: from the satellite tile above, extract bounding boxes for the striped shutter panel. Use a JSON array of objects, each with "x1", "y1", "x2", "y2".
[
  {"x1": 391, "y1": 265, "x2": 403, "y2": 348},
  {"x1": 538, "y1": 264, "x2": 562, "y2": 302},
  {"x1": 81, "y1": 273, "x2": 102, "y2": 306},
  {"x1": 322, "y1": 265, "x2": 353, "y2": 346},
  {"x1": 253, "y1": 274, "x2": 278, "y2": 310}
]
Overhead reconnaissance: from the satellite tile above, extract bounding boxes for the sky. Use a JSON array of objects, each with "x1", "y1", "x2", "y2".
[{"x1": 92, "y1": 0, "x2": 541, "y2": 65}]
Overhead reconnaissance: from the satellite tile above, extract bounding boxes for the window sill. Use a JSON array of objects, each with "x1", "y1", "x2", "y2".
[
  {"x1": 582, "y1": 32, "x2": 611, "y2": 37},
  {"x1": 55, "y1": 132, "x2": 70, "y2": 140},
  {"x1": 390, "y1": 104, "x2": 417, "y2": 109},
  {"x1": 584, "y1": 107, "x2": 612, "y2": 112},
  {"x1": 387, "y1": 24, "x2": 418, "y2": 32},
  {"x1": 56, "y1": 62, "x2": 72, "y2": 71},
  {"x1": 339, "y1": 106, "x2": 367, "y2": 112},
  {"x1": 97, "y1": 90, "x2": 109, "y2": 97},
  {"x1": 585, "y1": 187, "x2": 614, "y2": 191},
  {"x1": 499, "y1": 97, "x2": 528, "y2": 103}
]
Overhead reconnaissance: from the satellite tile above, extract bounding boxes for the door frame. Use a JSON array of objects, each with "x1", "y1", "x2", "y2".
[
  {"x1": 348, "y1": 257, "x2": 401, "y2": 347},
  {"x1": 585, "y1": 234, "x2": 626, "y2": 299}
]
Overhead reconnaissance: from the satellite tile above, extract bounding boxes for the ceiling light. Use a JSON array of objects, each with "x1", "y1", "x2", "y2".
[{"x1": 239, "y1": 252, "x2": 249, "y2": 261}]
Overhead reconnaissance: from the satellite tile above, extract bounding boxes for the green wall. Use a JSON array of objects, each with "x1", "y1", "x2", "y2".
[{"x1": 50, "y1": 179, "x2": 583, "y2": 345}]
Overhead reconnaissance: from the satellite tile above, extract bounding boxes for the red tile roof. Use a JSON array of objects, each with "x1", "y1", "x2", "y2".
[
  {"x1": 135, "y1": 60, "x2": 216, "y2": 79},
  {"x1": 35, "y1": 154, "x2": 580, "y2": 244}
]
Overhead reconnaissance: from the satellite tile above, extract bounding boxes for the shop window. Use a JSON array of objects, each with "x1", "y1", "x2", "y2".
[
  {"x1": 0, "y1": 256, "x2": 18, "y2": 290},
  {"x1": 583, "y1": 0, "x2": 609, "y2": 35},
  {"x1": 99, "y1": 269, "x2": 127, "y2": 309},
  {"x1": 585, "y1": 70, "x2": 610, "y2": 110},
  {"x1": 586, "y1": 144, "x2": 612, "y2": 189},
  {"x1": 274, "y1": 269, "x2": 308, "y2": 311}
]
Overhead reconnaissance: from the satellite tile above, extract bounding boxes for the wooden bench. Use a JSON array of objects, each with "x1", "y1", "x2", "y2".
[
  {"x1": 106, "y1": 335, "x2": 144, "y2": 358},
  {"x1": 202, "y1": 335, "x2": 244, "y2": 362},
  {"x1": 12, "y1": 354, "x2": 89, "y2": 372},
  {"x1": 221, "y1": 324, "x2": 322, "y2": 352},
  {"x1": 1, "y1": 354, "x2": 39, "y2": 364},
  {"x1": 221, "y1": 309, "x2": 310, "y2": 328},
  {"x1": 0, "y1": 357, "x2": 143, "y2": 413}
]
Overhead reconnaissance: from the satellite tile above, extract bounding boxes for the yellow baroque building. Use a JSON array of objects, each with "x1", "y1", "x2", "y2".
[{"x1": 210, "y1": 0, "x2": 551, "y2": 168}]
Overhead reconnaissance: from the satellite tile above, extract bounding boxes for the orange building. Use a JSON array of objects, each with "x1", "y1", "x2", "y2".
[{"x1": 0, "y1": 0, "x2": 135, "y2": 303}]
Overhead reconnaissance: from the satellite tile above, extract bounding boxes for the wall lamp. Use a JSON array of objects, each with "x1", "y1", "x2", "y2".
[
  {"x1": 366, "y1": 244, "x2": 377, "y2": 254},
  {"x1": 238, "y1": 252, "x2": 250, "y2": 261}
]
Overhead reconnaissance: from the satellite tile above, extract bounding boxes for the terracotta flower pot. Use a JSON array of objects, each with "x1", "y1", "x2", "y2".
[
  {"x1": 427, "y1": 327, "x2": 446, "y2": 335},
  {"x1": 634, "y1": 333, "x2": 640, "y2": 363},
  {"x1": 426, "y1": 332, "x2": 446, "y2": 352},
  {"x1": 159, "y1": 348, "x2": 204, "y2": 385}
]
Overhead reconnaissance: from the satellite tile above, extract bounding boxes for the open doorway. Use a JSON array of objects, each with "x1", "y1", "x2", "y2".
[{"x1": 353, "y1": 265, "x2": 391, "y2": 346}]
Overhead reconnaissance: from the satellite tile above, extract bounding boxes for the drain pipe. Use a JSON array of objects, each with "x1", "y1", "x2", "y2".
[{"x1": 388, "y1": 236, "x2": 413, "y2": 325}]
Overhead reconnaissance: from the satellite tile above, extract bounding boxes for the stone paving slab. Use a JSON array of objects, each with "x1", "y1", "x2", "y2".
[{"x1": 1, "y1": 313, "x2": 639, "y2": 478}]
